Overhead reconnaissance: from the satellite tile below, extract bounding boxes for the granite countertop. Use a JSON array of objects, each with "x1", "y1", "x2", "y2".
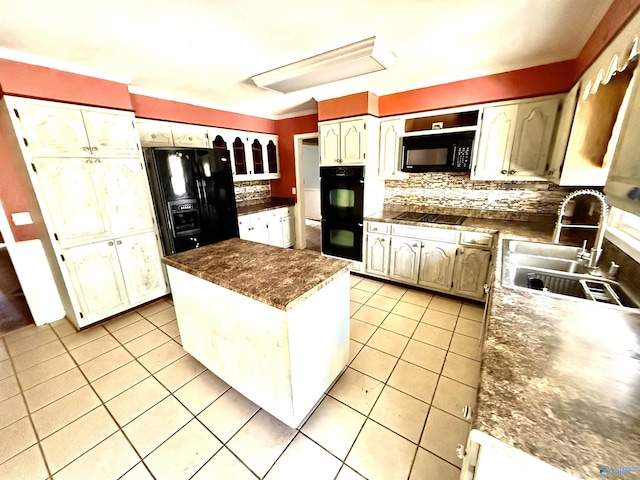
[
  {"x1": 162, "y1": 238, "x2": 349, "y2": 311},
  {"x1": 367, "y1": 208, "x2": 640, "y2": 478},
  {"x1": 236, "y1": 197, "x2": 295, "y2": 216}
]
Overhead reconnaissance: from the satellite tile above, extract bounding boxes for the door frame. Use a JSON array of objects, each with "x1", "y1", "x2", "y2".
[{"x1": 293, "y1": 132, "x2": 319, "y2": 250}]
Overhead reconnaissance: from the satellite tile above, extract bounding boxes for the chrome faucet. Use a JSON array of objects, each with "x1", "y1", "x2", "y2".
[{"x1": 552, "y1": 189, "x2": 609, "y2": 268}]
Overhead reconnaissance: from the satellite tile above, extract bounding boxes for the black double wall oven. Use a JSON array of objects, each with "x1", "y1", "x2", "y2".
[{"x1": 320, "y1": 166, "x2": 365, "y2": 262}]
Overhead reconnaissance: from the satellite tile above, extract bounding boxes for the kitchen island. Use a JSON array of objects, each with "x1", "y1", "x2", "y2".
[{"x1": 162, "y1": 238, "x2": 350, "y2": 428}]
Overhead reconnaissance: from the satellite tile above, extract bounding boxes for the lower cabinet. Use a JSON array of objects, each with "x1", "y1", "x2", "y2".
[
  {"x1": 364, "y1": 221, "x2": 493, "y2": 301},
  {"x1": 418, "y1": 241, "x2": 457, "y2": 290},
  {"x1": 62, "y1": 231, "x2": 167, "y2": 326},
  {"x1": 389, "y1": 237, "x2": 421, "y2": 283},
  {"x1": 239, "y1": 206, "x2": 295, "y2": 248}
]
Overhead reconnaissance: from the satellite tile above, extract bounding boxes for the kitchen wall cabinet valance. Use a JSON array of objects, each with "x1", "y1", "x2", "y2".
[
  {"x1": 3, "y1": 96, "x2": 168, "y2": 329},
  {"x1": 319, "y1": 116, "x2": 378, "y2": 166},
  {"x1": 472, "y1": 98, "x2": 559, "y2": 181},
  {"x1": 13, "y1": 100, "x2": 140, "y2": 157}
]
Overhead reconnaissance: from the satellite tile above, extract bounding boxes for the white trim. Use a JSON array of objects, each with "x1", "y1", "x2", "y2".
[
  {"x1": 605, "y1": 228, "x2": 640, "y2": 264},
  {"x1": 293, "y1": 133, "x2": 319, "y2": 250},
  {"x1": 0, "y1": 47, "x2": 132, "y2": 84}
]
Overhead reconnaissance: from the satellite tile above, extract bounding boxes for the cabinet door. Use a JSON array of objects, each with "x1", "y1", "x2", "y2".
[
  {"x1": 33, "y1": 158, "x2": 110, "y2": 244},
  {"x1": 365, "y1": 233, "x2": 390, "y2": 277},
  {"x1": 136, "y1": 120, "x2": 173, "y2": 147},
  {"x1": 115, "y1": 232, "x2": 168, "y2": 305},
  {"x1": 319, "y1": 123, "x2": 341, "y2": 165},
  {"x1": 452, "y1": 248, "x2": 491, "y2": 299},
  {"x1": 231, "y1": 135, "x2": 250, "y2": 178},
  {"x1": 171, "y1": 124, "x2": 209, "y2": 148},
  {"x1": 99, "y1": 158, "x2": 156, "y2": 236},
  {"x1": 250, "y1": 137, "x2": 266, "y2": 176},
  {"x1": 282, "y1": 213, "x2": 295, "y2": 247},
  {"x1": 389, "y1": 237, "x2": 420, "y2": 284},
  {"x1": 13, "y1": 102, "x2": 91, "y2": 155},
  {"x1": 547, "y1": 85, "x2": 580, "y2": 183},
  {"x1": 473, "y1": 105, "x2": 518, "y2": 180},
  {"x1": 267, "y1": 210, "x2": 285, "y2": 247},
  {"x1": 82, "y1": 111, "x2": 139, "y2": 156},
  {"x1": 341, "y1": 119, "x2": 367, "y2": 164},
  {"x1": 418, "y1": 241, "x2": 456, "y2": 291},
  {"x1": 62, "y1": 241, "x2": 129, "y2": 322},
  {"x1": 379, "y1": 119, "x2": 404, "y2": 178},
  {"x1": 238, "y1": 215, "x2": 252, "y2": 239},
  {"x1": 266, "y1": 136, "x2": 280, "y2": 178},
  {"x1": 510, "y1": 100, "x2": 559, "y2": 178}
]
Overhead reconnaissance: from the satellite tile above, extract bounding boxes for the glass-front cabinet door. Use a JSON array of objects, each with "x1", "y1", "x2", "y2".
[{"x1": 232, "y1": 136, "x2": 248, "y2": 177}]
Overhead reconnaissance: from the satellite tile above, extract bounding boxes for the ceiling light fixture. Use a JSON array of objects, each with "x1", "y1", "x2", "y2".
[{"x1": 251, "y1": 37, "x2": 396, "y2": 94}]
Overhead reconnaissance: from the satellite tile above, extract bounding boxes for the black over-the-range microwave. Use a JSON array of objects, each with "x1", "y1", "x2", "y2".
[{"x1": 400, "y1": 130, "x2": 475, "y2": 173}]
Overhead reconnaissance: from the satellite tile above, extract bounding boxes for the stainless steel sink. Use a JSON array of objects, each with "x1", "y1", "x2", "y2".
[{"x1": 502, "y1": 239, "x2": 640, "y2": 310}]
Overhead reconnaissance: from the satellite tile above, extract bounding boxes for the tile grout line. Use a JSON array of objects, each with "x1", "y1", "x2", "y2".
[{"x1": 1, "y1": 326, "x2": 55, "y2": 480}]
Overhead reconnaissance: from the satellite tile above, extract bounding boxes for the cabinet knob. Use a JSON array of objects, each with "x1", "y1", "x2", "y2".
[
  {"x1": 500, "y1": 170, "x2": 508, "y2": 175},
  {"x1": 188, "y1": 136, "x2": 193, "y2": 140},
  {"x1": 508, "y1": 169, "x2": 516, "y2": 175},
  {"x1": 116, "y1": 240, "x2": 122, "y2": 245},
  {"x1": 86, "y1": 159, "x2": 93, "y2": 164},
  {"x1": 380, "y1": 238, "x2": 385, "y2": 243},
  {"x1": 91, "y1": 146, "x2": 98, "y2": 152},
  {"x1": 413, "y1": 243, "x2": 419, "y2": 248},
  {"x1": 108, "y1": 241, "x2": 114, "y2": 246},
  {"x1": 82, "y1": 146, "x2": 91, "y2": 151},
  {"x1": 484, "y1": 283, "x2": 490, "y2": 294},
  {"x1": 151, "y1": 133, "x2": 157, "y2": 139}
]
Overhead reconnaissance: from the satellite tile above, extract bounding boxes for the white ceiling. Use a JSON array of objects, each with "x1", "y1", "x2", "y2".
[{"x1": 0, "y1": 0, "x2": 613, "y2": 119}]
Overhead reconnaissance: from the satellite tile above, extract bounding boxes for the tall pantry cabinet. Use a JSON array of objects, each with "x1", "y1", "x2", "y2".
[{"x1": 1, "y1": 96, "x2": 168, "y2": 329}]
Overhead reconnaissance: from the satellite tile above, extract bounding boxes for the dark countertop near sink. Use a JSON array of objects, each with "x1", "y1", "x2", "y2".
[
  {"x1": 237, "y1": 197, "x2": 295, "y2": 216},
  {"x1": 162, "y1": 238, "x2": 349, "y2": 311},
  {"x1": 366, "y1": 208, "x2": 640, "y2": 479}
]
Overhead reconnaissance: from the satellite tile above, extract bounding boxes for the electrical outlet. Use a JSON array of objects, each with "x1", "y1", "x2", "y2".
[{"x1": 291, "y1": 187, "x2": 297, "y2": 195}]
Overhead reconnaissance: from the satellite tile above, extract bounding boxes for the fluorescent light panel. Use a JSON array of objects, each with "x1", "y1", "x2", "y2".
[{"x1": 251, "y1": 37, "x2": 395, "y2": 93}]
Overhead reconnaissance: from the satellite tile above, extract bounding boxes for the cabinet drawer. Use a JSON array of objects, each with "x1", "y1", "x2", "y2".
[
  {"x1": 460, "y1": 232, "x2": 493, "y2": 248},
  {"x1": 367, "y1": 222, "x2": 389, "y2": 234},
  {"x1": 391, "y1": 224, "x2": 459, "y2": 243}
]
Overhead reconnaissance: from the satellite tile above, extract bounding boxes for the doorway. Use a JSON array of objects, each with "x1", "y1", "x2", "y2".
[
  {"x1": 293, "y1": 134, "x2": 321, "y2": 253},
  {"x1": 0, "y1": 209, "x2": 34, "y2": 335}
]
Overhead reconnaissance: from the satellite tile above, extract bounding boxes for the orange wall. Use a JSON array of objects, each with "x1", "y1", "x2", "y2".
[
  {"x1": 131, "y1": 94, "x2": 277, "y2": 133},
  {"x1": 0, "y1": 59, "x2": 132, "y2": 110},
  {"x1": 272, "y1": 114, "x2": 319, "y2": 199},
  {"x1": 318, "y1": 92, "x2": 379, "y2": 121},
  {"x1": 574, "y1": 0, "x2": 640, "y2": 78}
]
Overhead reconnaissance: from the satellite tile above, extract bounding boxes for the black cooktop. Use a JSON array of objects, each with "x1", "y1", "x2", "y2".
[{"x1": 393, "y1": 212, "x2": 467, "y2": 225}]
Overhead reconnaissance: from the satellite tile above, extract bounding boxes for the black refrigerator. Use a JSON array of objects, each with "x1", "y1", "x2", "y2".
[{"x1": 143, "y1": 147, "x2": 239, "y2": 255}]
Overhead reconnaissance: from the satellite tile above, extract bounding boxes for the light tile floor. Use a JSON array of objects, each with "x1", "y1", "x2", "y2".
[{"x1": 0, "y1": 274, "x2": 483, "y2": 480}]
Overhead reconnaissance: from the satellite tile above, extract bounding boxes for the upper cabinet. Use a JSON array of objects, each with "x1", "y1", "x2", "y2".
[
  {"x1": 472, "y1": 98, "x2": 559, "y2": 181},
  {"x1": 319, "y1": 117, "x2": 368, "y2": 166},
  {"x1": 13, "y1": 101, "x2": 139, "y2": 157},
  {"x1": 136, "y1": 120, "x2": 209, "y2": 148},
  {"x1": 378, "y1": 119, "x2": 408, "y2": 180}
]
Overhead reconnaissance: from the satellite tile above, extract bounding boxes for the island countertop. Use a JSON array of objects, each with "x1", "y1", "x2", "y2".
[{"x1": 162, "y1": 238, "x2": 350, "y2": 311}]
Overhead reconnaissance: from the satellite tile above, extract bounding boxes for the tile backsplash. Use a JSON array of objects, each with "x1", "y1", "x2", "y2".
[
  {"x1": 384, "y1": 173, "x2": 575, "y2": 214},
  {"x1": 235, "y1": 180, "x2": 270, "y2": 206}
]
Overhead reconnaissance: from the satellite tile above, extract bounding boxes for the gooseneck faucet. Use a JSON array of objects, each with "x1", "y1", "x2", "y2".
[{"x1": 552, "y1": 189, "x2": 609, "y2": 267}]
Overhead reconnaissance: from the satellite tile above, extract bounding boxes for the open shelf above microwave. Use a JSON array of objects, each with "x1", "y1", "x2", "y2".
[{"x1": 405, "y1": 110, "x2": 480, "y2": 133}]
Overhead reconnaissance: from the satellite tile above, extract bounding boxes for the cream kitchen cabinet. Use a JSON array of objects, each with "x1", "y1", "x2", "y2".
[
  {"x1": 472, "y1": 98, "x2": 559, "y2": 181},
  {"x1": 389, "y1": 237, "x2": 421, "y2": 283},
  {"x1": 365, "y1": 233, "x2": 390, "y2": 277},
  {"x1": 239, "y1": 207, "x2": 295, "y2": 247},
  {"x1": 62, "y1": 231, "x2": 167, "y2": 325},
  {"x1": 31, "y1": 157, "x2": 155, "y2": 246},
  {"x1": 137, "y1": 120, "x2": 209, "y2": 148},
  {"x1": 452, "y1": 247, "x2": 492, "y2": 299},
  {"x1": 363, "y1": 221, "x2": 492, "y2": 300},
  {"x1": 378, "y1": 119, "x2": 408, "y2": 179},
  {"x1": 227, "y1": 131, "x2": 281, "y2": 181},
  {"x1": 418, "y1": 241, "x2": 457, "y2": 290},
  {"x1": 13, "y1": 99, "x2": 139, "y2": 157},
  {"x1": 319, "y1": 118, "x2": 368, "y2": 166}
]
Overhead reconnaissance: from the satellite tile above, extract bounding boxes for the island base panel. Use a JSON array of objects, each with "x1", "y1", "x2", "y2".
[{"x1": 166, "y1": 266, "x2": 350, "y2": 428}]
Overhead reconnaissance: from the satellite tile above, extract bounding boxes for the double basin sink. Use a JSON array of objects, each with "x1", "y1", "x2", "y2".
[{"x1": 502, "y1": 240, "x2": 639, "y2": 310}]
